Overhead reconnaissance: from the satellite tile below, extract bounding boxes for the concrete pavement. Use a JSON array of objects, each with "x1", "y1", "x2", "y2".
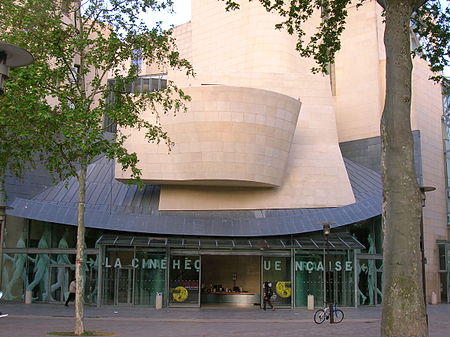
[{"x1": 0, "y1": 302, "x2": 448, "y2": 337}]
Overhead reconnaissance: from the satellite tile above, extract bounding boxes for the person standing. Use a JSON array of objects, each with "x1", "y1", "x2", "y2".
[
  {"x1": 65, "y1": 279, "x2": 76, "y2": 306},
  {"x1": 263, "y1": 282, "x2": 275, "y2": 311}
]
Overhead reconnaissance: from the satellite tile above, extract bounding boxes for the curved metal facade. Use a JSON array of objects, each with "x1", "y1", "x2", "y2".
[{"x1": 6, "y1": 155, "x2": 381, "y2": 237}]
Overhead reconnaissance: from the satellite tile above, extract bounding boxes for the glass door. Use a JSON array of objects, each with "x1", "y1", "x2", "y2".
[
  {"x1": 116, "y1": 267, "x2": 133, "y2": 305},
  {"x1": 262, "y1": 256, "x2": 291, "y2": 308},
  {"x1": 169, "y1": 255, "x2": 200, "y2": 307},
  {"x1": 102, "y1": 247, "x2": 135, "y2": 305},
  {"x1": 133, "y1": 251, "x2": 166, "y2": 306},
  {"x1": 294, "y1": 252, "x2": 324, "y2": 307},
  {"x1": 330, "y1": 251, "x2": 355, "y2": 307}
]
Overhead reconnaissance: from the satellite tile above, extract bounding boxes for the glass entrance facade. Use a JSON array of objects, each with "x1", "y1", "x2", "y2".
[
  {"x1": 134, "y1": 250, "x2": 166, "y2": 306},
  {"x1": 102, "y1": 247, "x2": 167, "y2": 306},
  {"x1": 49, "y1": 264, "x2": 72, "y2": 303},
  {"x1": 438, "y1": 241, "x2": 450, "y2": 304},
  {"x1": 262, "y1": 256, "x2": 291, "y2": 307},
  {"x1": 98, "y1": 248, "x2": 357, "y2": 308},
  {"x1": 295, "y1": 251, "x2": 324, "y2": 307},
  {"x1": 1, "y1": 219, "x2": 99, "y2": 304},
  {"x1": 294, "y1": 250, "x2": 355, "y2": 307},
  {"x1": 1, "y1": 218, "x2": 381, "y2": 308},
  {"x1": 169, "y1": 255, "x2": 200, "y2": 306}
]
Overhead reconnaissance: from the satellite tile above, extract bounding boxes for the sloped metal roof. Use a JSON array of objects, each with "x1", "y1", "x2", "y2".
[{"x1": 6, "y1": 156, "x2": 382, "y2": 237}]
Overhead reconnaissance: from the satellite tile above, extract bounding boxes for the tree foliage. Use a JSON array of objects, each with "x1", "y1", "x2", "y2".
[
  {"x1": 412, "y1": 0, "x2": 450, "y2": 81},
  {"x1": 0, "y1": 0, "x2": 192, "y2": 335},
  {"x1": 443, "y1": 78, "x2": 450, "y2": 126},
  {"x1": 222, "y1": 0, "x2": 449, "y2": 78},
  {"x1": 0, "y1": 0, "x2": 192, "y2": 184},
  {"x1": 223, "y1": 0, "x2": 357, "y2": 73},
  {"x1": 222, "y1": 1, "x2": 448, "y2": 337}
]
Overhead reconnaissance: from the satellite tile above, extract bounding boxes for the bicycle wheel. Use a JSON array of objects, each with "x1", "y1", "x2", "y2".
[
  {"x1": 314, "y1": 309, "x2": 326, "y2": 324},
  {"x1": 333, "y1": 309, "x2": 344, "y2": 323}
]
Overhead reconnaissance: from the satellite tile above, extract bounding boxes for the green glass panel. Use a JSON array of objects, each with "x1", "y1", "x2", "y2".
[
  {"x1": 331, "y1": 251, "x2": 355, "y2": 307},
  {"x1": 4, "y1": 217, "x2": 28, "y2": 248},
  {"x1": 134, "y1": 251, "x2": 166, "y2": 305},
  {"x1": 102, "y1": 248, "x2": 135, "y2": 305},
  {"x1": 84, "y1": 254, "x2": 98, "y2": 305},
  {"x1": 26, "y1": 224, "x2": 52, "y2": 301},
  {"x1": 262, "y1": 256, "x2": 291, "y2": 307},
  {"x1": 102, "y1": 267, "x2": 114, "y2": 305},
  {"x1": 295, "y1": 252, "x2": 324, "y2": 307},
  {"x1": 2, "y1": 253, "x2": 27, "y2": 300},
  {"x1": 169, "y1": 255, "x2": 200, "y2": 305}
]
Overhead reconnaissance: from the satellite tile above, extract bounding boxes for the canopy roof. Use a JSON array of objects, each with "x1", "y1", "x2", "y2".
[{"x1": 97, "y1": 233, "x2": 365, "y2": 250}]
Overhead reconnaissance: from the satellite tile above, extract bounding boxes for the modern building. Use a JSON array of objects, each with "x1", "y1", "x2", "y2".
[{"x1": 1, "y1": 0, "x2": 448, "y2": 308}]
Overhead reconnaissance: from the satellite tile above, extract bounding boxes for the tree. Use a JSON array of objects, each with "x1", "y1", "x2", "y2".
[
  {"x1": 221, "y1": 1, "x2": 449, "y2": 336},
  {"x1": 0, "y1": 0, "x2": 192, "y2": 335}
]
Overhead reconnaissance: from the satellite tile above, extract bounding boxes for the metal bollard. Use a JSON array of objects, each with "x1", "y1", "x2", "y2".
[
  {"x1": 155, "y1": 292, "x2": 163, "y2": 309},
  {"x1": 25, "y1": 290, "x2": 32, "y2": 304},
  {"x1": 431, "y1": 292, "x2": 437, "y2": 305},
  {"x1": 307, "y1": 294, "x2": 314, "y2": 310},
  {"x1": 329, "y1": 303, "x2": 335, "y2": 324}
]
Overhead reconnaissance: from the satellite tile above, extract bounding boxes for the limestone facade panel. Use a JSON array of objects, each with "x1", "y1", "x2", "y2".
[
  {"x1": 116, "y1": 0, "x2": 356, "y2": 210},
  {"x1": 115, "y1": 85, "x2": 301, "y2": 187}
]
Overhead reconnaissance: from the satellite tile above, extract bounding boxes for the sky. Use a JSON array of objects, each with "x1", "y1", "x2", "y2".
[
  {"x1": 146, "y1": 0, "x2": 448, "y2": 76},
  {"x1": 144, "y1": 0, "x2": 192, "y2": 29}
]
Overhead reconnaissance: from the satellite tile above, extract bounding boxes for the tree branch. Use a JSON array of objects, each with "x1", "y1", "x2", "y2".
[
  {"x1": 376, "y1": 0, "x2": 386, "y2": 9},
  {"x1": 413, "y1": 0, "x2": 429, "y2": 11}
]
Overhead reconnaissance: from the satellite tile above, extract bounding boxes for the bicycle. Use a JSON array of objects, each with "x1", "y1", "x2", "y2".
[{"x1": 313, "y1": 303, "x2": 344, "y2": 324}]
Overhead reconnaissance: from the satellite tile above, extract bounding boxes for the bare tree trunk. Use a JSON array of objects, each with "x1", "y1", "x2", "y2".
[
  {"x1": 380, "y1": 1, "x2": 427, "y2": 336},
  {"x1": 74, "y1": 164, "x2": 87, "y2": 335},
  {"x1": 74, "y1": 2, "x2": 87, "y2": 333}
]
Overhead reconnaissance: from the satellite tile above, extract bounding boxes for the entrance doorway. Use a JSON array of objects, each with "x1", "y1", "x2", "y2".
[
  {"x1": 168, "y1": 255, "x2": 200, "y2": 307},
  {"x1": 102, "y1": 248, "x2": 134, "y2": 305},
  {"x1": 116, "y1": 267, "x2": 133, "y2": 305},
  {"x1": 201, "y1": 255, "x2": 260, "y2": 307},
  {"x1": 103, "y1": 266, "x2": 133, "y2": 305}
]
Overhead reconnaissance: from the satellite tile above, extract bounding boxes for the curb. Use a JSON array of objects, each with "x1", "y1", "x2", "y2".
[{"x1": 4, "y1": 314, "x2": 380, "y2": 324}]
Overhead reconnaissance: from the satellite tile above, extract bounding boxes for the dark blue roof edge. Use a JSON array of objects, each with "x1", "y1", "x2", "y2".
[
  {"x1": 8, "y1": 196, "x2": 381, "y2": 237},
  {"x1": 6, "y1": 157, "x2": 382, "y2": 237}
]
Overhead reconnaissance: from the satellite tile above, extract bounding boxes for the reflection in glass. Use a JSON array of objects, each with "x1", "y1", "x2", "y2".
[
  {"x1": 262, "y1": 256, "x2": 291, "y2": 307},
  {"x1": 331, "y1": 251, "x2": 355, "y2": 307},
  {"x1": 295, "y1": 252, "x2": 323, "y2": 307},
  {"x1": 134, "y1": 251, "x2": 165, "y2": 305},
  {"x1": 102, "y1": 248, "x2": 134, "y2": 305},
  {"x1": 26, "y1": 224, "x2": 51, "y2": 301},
  {"x1": 2, "y1": 234, "x2": 28, "y2": 300},
  {"x1": 49, "y1": 265, "x2": 71, "y2": 303},
  {"x1": 85, "y1": 254, "x2": 99, "y2": 304},
  {"x1": 49, "y1": 231, "x2": 72, "y2": 302},
  {"x1": 169, "y1": 255, "x2": 200, "y2": 306}
]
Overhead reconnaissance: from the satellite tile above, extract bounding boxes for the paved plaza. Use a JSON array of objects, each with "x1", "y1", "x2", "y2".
[{"x1": 0, "y1": 303, "x2": 449, "y2": 337}]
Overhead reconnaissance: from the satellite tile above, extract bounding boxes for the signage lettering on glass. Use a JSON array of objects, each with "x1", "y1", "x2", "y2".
[{"x1": 104, "y1": 257, "x2": 200, "y2": 271}]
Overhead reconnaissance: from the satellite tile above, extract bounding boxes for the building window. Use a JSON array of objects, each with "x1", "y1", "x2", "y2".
[
  {"x1": 131, "y1": 49, "x2": 143, "y2": 74},
  {"x1": 103, "y1": 75, "x2": 167, "y2": 133},
  {"x1": 71, "y1": 64, "x2": 80, "y2": 84}
]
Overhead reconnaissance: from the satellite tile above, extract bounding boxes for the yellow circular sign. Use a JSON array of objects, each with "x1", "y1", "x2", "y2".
[
  {"x1": 172, "y1": 286, "x2": 189, "y2": 302},
  {"x1": 275, "y1": 281, "x2": 291, "y2": 298}
]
